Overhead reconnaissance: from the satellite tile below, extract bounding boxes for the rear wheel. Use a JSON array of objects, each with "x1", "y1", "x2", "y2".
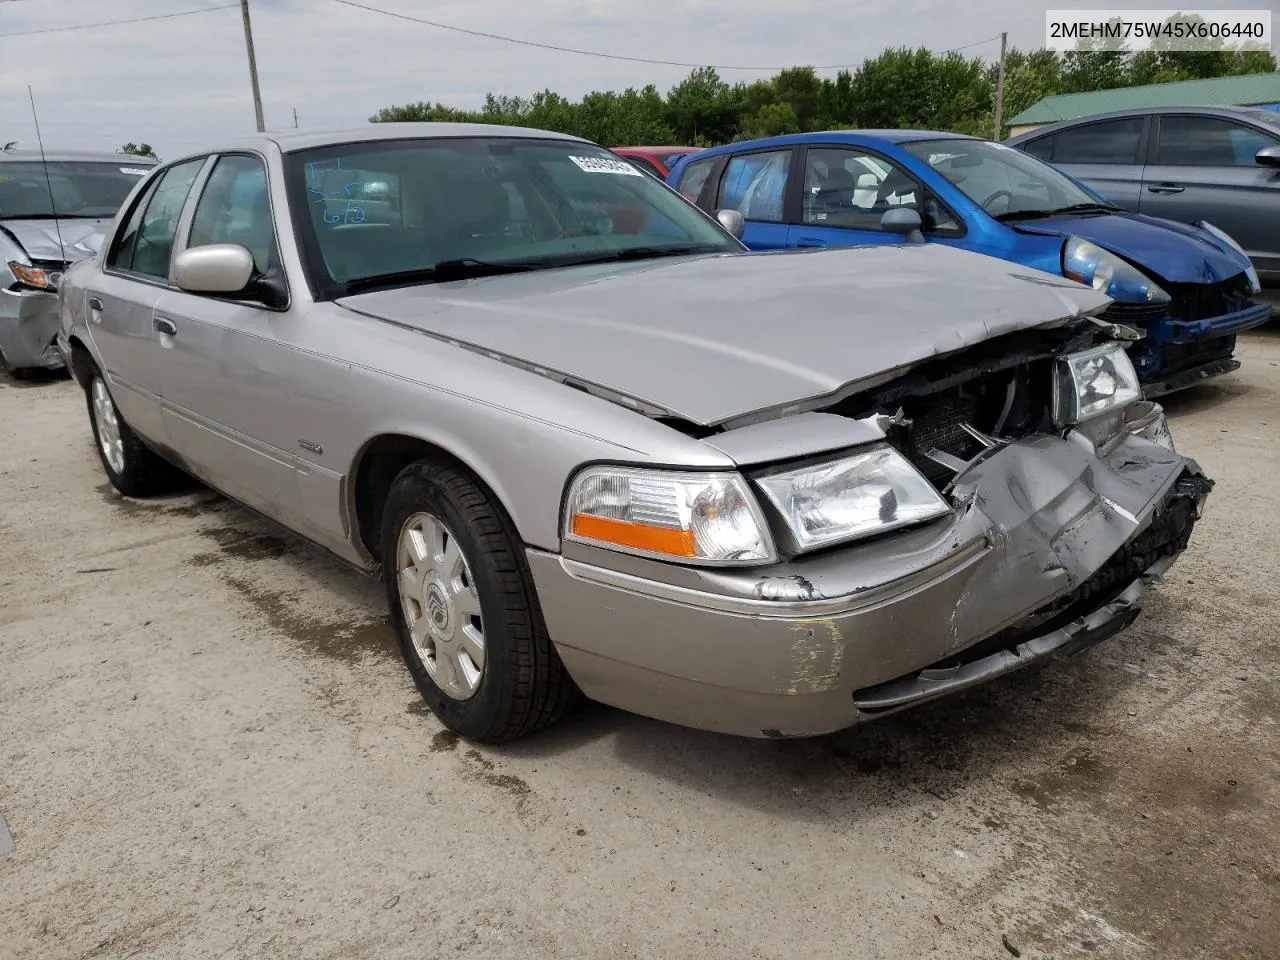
[
  {"x1": 382, "y1": 459, "x2": 579, "y2": 743},
  {"x1": 85, "y1": 367, "x2": 182, "y2": 496}
]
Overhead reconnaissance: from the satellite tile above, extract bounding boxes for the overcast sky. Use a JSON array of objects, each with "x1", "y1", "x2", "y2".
[{"x1": 0, "y1": 0, "x2": 1272, "y2": 158}]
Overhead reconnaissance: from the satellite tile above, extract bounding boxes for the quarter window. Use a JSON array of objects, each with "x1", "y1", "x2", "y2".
[
  {"x1": 718, "y1": 150, "x2": 790, "y2": 223},
  {"x1": 187, "y1": 154, "x2": 276, "y2": 273},
  {"x1": 112, "y1": 158, "x2": 204, "y2": 279},
  {"x1": 1156, "y1": 115, "x2": 1279, "y2": 166},
  {"x1": 1050, "y1": 118, "x2": 1145, "y2": 164}
]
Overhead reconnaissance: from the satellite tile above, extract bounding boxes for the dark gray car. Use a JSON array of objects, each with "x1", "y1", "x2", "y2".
[
  {"x1": 0, "y1": 148, "x2": 157, "y2": 376},
  {"x1": 1006, "y1": 106, "x2": 1280, "y2": 286}
]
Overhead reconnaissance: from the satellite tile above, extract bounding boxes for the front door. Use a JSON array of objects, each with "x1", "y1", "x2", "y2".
[
  {"x1": 1138, "y1": 113, "x2": 1280, "y2": 279},
  {"x1": 150, "y1": 152, "x2": 331, "y2": 538},
  {"x1": 784, "y1": 146, "x2": 965, "y2": 253}
]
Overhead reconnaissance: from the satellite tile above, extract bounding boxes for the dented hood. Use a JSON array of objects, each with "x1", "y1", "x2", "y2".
[
  {"x1": 338, "y1": 244, "x2": 1109, "y2": 427},
  {"x1": 0, "y1": 216, "x2": 111, "y2": 263}
]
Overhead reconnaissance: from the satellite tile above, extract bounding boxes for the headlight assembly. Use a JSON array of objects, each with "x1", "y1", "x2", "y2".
[
  {"x1": 564, "y1": 466, "x2": 776, "y2": 564},
  {"x1": 755, "y1": 446, "x2": 951, "y2": 551},
  {"x1": 1054, "y1": 343, "x2": 1142, "y2": 426},
  {"x1": 1062, "y1": 237, "x2": 1169, "y2": 305}
]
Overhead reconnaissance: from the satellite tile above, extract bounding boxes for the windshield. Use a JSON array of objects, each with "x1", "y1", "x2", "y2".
[
  {"x1": 903, "y1": 138, "x2": 1104, "y2": 220},
  {"x1": 0, "y1": 161, "x2": 151, "y2": 219},
  {"x1": 286, "y1": 137, "x2": 739, "y2": 296}
]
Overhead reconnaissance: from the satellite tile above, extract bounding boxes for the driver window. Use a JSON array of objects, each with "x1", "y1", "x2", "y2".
[
  {"x1": 187, "y1": 154, "x2": 276, "y2": 273},
  {"x1": 801, "y1": 148, "x2": 922, "y2": 230}
]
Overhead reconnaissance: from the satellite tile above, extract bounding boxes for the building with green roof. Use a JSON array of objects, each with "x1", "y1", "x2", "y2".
[{"x1": 1007, "y1": 72, "x2": 1280, "y2": 137}]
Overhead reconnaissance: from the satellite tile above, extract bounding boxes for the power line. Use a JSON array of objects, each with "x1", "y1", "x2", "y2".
[
  {"x1": 0, "y1": 3, "x2": 237, "y2": 39},
  {"x1": 331, "y1": 0, "x2": 1000, "y2": 71}
]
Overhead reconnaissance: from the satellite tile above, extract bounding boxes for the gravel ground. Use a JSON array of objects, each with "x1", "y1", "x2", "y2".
[{"x1": 2, "y1": 329, "x2": 1278, "y2": 960}]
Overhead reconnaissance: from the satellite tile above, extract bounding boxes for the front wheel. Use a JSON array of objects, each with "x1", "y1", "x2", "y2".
[
  {"x1": 85, "y1": 368, "x2": 182, "y2": 496},
  {"x1": 382, "y1": 459, "x2": 579, "y2": 743}
]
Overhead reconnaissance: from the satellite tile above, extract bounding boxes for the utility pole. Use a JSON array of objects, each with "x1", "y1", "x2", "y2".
[
  {"x1": 240, "y1": 0, "x2": 265, "y2": 132},
  {"x1": 293, "y1": 107, "x2": 299, "y2": 129},
  {"x1": 992, "y1": 31, "x2": 1008, "y2": 141}
]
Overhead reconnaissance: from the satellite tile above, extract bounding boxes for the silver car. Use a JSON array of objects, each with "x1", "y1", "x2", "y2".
[
  {"x1": 1, "y1": 148, "x2": 157, "y2": 376},
  {"x1": 59, "y1": 124, "x2": 1212, "y2": 742},
  {"x1": 1005, "y1": 106, "x2": 1280, "y2": 286}
]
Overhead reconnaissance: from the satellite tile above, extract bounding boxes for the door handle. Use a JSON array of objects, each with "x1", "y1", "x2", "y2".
[
  {"x1": 1147, "y1": 183, "x2": 1185, "y2": 194},
  {"x1": 795, "y1": 237, "x2": 827, "y2": 247},
  {"x1": 154, "y1": 317, "x2": 177, "y2": 336},
  {"x1": 88, "y1": 296, "x2": 104, "y2": 311}
]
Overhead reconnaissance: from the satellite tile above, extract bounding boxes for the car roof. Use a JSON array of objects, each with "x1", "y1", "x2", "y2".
[
  {"x1": 614, "y1": 146, "x2": 699, "y2": 155},
  {"x1": 1006, "y1": 104, "x2": 1276, "y2": 142},
  {"x1": 161, "y1": 123, "x2": 593, "y2": 164},
  {"x1": 0, "y1": 148, "x2": 159, "y2": 164},
  {"x1": 676, "y1": 129, "x2": 980, "y2": 161}
]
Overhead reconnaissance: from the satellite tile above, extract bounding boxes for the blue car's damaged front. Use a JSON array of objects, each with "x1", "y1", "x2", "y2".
[{"x1": 668, "y1": 131, "x2": 1271, "y2": 396}]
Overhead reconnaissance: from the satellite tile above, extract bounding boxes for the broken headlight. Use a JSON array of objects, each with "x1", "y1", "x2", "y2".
[
  {"x1": 1054, "y1": 342, "x2": 1142, "y2": 426},
  {"x1": 1063, "y1": 237, "x2": 1169, "y2": 304},
  {"x1": 756, "y1": 446, "x2": 952, "y2": 551}
]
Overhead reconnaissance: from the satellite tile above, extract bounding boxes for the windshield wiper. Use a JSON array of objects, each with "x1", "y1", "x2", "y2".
[
  {"x1": 342, "y1": 258, "x2": 539, "y2": 293},
  {"x1": 992, "y1": 209, "x2": 1062, "y2": 222},
  {"x1": 550, "y1": 244, "x2": 725, "y2": 267},
  {"x1": 1048, "y1": 202, "x2": 1124, "y2": 215}
]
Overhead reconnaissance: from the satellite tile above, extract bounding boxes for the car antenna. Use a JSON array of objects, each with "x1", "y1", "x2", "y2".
[{"x1": 27, "y1": 84, "x2": 66, "y2": 260}]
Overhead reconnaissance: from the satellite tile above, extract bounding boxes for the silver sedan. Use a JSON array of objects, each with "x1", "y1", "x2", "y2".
[{"x1": 59, "y1": 123, "x2": 1212, "y2": 742}]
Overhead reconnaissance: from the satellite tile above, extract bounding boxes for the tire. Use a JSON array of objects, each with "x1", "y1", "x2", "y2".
[
  {"x1": 84, "y1": 366, "x2": 182, "y2": 497},
  {"x1": 382, "y1": 459, "x2": 579, "y2": 743}
]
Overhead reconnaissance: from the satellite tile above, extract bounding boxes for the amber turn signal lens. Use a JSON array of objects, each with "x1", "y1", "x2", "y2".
[{"x1": 570, "y1": 514, "x2": 697, "y2": 558}]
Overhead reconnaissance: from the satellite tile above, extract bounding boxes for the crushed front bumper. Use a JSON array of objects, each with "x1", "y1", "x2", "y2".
[
  {"x1": 529, "y1": 408, "x2": 1210, "y2": 738},
  {"x1": 0, "y1": 287, "x2": 65, "y2": 372}
]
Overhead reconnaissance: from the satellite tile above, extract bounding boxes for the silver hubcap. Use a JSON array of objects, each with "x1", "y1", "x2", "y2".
[
  {"x1": 396, "y1": 512, "x2": 485, "y2": 701},
  {"x1": 91, "y1": 378, "x2": 126, "y2": 475}
]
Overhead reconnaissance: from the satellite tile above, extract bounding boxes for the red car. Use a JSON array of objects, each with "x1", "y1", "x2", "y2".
[{"x1": 611, "y1": 146, "x2": 700, "y2": 180}]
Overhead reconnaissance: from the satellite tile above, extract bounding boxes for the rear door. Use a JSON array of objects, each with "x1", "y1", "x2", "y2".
[
  {"x1": 86, "y1": 157, "x2": 207, "y2": 442},
  {"x1": 710, "y1": 147, "x2": 796, "y2": 250},
  {"x1": 1138, "y1": 113, "x2": 1280, "y2": 277},
  {"x1": 1030, "y1": 116, "x2": 1148, "y2": 209},
  {"x1": 784, "y1": 145, "x2": 965, "y2": 251}
]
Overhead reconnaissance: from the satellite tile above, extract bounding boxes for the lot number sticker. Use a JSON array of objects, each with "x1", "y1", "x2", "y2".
[{"x1": 569, "y1": 155, "x2": 642, "y2": 176}]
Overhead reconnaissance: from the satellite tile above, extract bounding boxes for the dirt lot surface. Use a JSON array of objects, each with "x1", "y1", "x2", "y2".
[{"x1": 2, "y1": 330, "x2": 1278, "y2": 960}]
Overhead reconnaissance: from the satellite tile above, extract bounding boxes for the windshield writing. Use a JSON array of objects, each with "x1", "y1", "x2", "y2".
[
  {"x1": 0, "y1": 161, "x2": 149, "y2": 218},
  {"x1": 288, "y1": 138, "x2": 738, "y2": 295}
]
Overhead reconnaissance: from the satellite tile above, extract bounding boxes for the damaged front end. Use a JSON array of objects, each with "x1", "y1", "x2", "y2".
[
  {"x1": 812, "y1": 316, "x2": 1213, "y2": 717},
  {"x1": 533, "y1": 313, "x2": 1212, "y2": 738}
]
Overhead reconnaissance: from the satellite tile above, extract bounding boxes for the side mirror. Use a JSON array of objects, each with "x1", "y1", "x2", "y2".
[
  {"x1": 715, "y1": 208, "x2": 745, "y2": 240},
  {"x1": 1255, "y1": 145, "x2": 1280, "y2": 168},
  {"x1": 174, "y1": 244, "x2": 255, "y2": 294},
  {"x1": 880, "y1": 207, "x2": 925, "y2": 244}
]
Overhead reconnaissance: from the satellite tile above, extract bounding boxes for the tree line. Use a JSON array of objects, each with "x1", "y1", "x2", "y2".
[{"x1": 372, "y1": 41, "x2": 1276, "y2": 147}]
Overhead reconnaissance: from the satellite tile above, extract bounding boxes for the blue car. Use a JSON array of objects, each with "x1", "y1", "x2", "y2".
[{"x1": 666, "y1": 130, "x2": 1271, "y2": 396}]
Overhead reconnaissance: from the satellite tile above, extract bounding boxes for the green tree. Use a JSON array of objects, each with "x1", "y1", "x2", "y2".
[{"x1": 120, "y1": 142, "x2": 157, "y2": 159}]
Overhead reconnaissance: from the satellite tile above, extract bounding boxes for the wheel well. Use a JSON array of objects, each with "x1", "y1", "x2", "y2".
[
  {"x1": 353, "y1": 435, "x2": 487, "y2": 564},
  {"x1": 67, "y1": 337, "x2": 94, "y2": 389}
]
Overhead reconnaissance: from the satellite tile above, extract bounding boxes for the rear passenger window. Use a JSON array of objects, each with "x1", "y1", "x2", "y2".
[
  {"x1": 112, "y1": 158, "x2": 205, "y2": 279},
  {"x1": 1156, "y1": 115, "x2": 1279, "y2": 166},
  {"x1": 675, "y1": 157, "x2": 714, "y2": 203},
  {"x1": 718, "y1": 150, "x2": 790, "y2": 223},
  {"x1": 1051, "y1": 118, "x2": 1144, "y2": 164}
]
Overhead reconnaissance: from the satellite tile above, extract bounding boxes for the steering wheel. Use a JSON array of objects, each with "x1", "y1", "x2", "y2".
[{"x1": 980, "y1": 189, "x2": 1014, "y2": 212}]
